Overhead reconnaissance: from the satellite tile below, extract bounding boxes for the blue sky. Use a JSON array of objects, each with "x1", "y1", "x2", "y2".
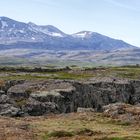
[{"x1": 0, "y1": 0, "x2": 140, "y2": 46}]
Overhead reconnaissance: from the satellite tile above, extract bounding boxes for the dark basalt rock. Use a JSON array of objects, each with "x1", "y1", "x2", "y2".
[
  {"x1": 0, "y1": 79, "x2": 139, "y2": 116},
  {"x1": 24, "y1": 98, "x2": 59, "y2": 116},
  {"x1": 0, "y1": 103, "x2": 24, "y2": 117},
  {"x1": 103, "y1": 103, "x2": 140, "y2": 122},
  {"x1": 77, "y1": 107, "x2": 95, "y2": 113},
  {"x1": 0, "y1": 94, "x2": 10, "y2": 104},
  {"x1": 0, "y1": 80, "x2": 25, "y2": 93}
]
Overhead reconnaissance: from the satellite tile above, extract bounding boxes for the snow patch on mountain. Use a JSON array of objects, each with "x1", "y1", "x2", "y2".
[
  {"x1": 31, "y1": 37, "x2": 35, "y2": 40},
  {"x1": 49, "y1": 32, "x2": 63, "y2": 37},
  {"x1": 19, "y1": 30, "x2": 25, "y2": 33},
  {"x1": 1, "y1": 21, "x2": 8, "y2": 29},
  {"x1": 72, "y1": 31, "x2": 93, "y2": 38}
]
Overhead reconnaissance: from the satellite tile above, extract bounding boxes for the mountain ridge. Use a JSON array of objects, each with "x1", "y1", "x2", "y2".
[
  {"x1": 0, "y1": 16, "x2": 139, "y2": 66},
  {"x1": 0, "y1": 16, "x2": 137, "y2": 51}
]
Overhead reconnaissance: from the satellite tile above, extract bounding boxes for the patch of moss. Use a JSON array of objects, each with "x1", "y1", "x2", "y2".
[
  {"x1": 75, "y1": 128, "x2": 95, "y2": 136},
  {"x1": 101, "y1": 136, "x2": 140, "y2": 140},
  {"x1": 102, "y1": 119, "x2": 131, "y2": 126},
  {"x1": 53, "y1": 71, "x2": 94, "y2": 80},
  {"x1": 101, "y1": 137, "x2": 126, "y2": 140},
  {"x1": 15, "y1": 99, "x2": 27, "y2": 107},
  {"x1": 43, "y1": 130, "x2": 74, "y2": 139},
  {"x1": 25, "y1": 89, "x2": 32, "y2": 94}
]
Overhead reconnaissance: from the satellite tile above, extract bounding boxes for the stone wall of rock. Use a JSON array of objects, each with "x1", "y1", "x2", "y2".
[{"x1": 0, "y1": 79, "x2": 139, "y2": 116}]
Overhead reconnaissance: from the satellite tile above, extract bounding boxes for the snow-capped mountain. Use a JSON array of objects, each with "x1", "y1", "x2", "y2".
[
  {"x1": 28, "y1": 22, "x2": 66, "y2": 37},
  {"x1": 0, "y1": 16, "x2": 137, "y2": 51},
  {"x1": 0, "y1": 17, "x2": 45, "y2": 43},
  {"x1": 0, "y1": 17, "x2": 66, "y2": 44},
  {"x1": 0, "y1": 17, "x2": 140, "y2": 66}
]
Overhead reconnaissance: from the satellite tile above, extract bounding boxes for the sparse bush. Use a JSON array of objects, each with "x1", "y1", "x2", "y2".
[
  {"x1": 75, "y1": 128, "x2": 94, "y2": 136},
  {"x1": 15, "y1": 99, "x2": 27, "y2": 107},
  {"x1": 25, "y1": 89, "x2": 32, "y2": 94},
  {"x1": 43, "y1": 130, "x2": 74, "y2": 139},
  {"x1": 98, "y1": 137, "x2": 127, "y2": 140}
]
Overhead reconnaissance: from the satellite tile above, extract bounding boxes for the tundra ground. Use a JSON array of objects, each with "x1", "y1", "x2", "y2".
[{"x1": 0, "y1": 112, "x2": 140, "y2": 140}]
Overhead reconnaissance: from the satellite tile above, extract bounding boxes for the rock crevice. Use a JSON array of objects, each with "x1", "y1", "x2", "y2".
[{"x1": 0, "y1": 79, "x2": 139, "y2": 116}]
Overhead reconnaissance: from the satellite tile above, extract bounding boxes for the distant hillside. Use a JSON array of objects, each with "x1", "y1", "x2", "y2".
[
  {"x1": 0, "y1": 16, "x2": 136, "y2": 51},
  {"x1": 0, "y1": 16, "x2": 139, "y2": 66}
]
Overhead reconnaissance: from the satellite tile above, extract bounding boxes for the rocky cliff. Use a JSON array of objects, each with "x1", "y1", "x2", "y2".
[{"x1": 0, "y1": 78, "x2": 140, "y2": 116}]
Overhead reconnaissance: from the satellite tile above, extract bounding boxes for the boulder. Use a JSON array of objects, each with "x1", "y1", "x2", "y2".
[
  {"x1": 0, "y1": 90, "x2": 5, "y2": 95},
  {"x1": 102, "y1": 103, "x2": 129, "y2": 117},
  {"x1": 24, "y1": 98, "x2": 59, "y2": 116},
  {"x1": 0, "y1": 94, "x2": 10, "y2": 104},
  {"x1": 103, "y1": 103, "x2": 140, "y2": 122},
  {"x1": 7, "y1": 84, "x2": 30, "y2": 99},
  {"x1": 30, "y1": 90, "x2": 64, "y2": 102},
  {"x1": 1, "y1": 80, "x2": 25, "y2": 92},
  {"x1": 0, "y1": 104, "x2": 23, "y2": 117},
  {"x1": 77, "y1": 107, "x2": 95, "y2": 113}
]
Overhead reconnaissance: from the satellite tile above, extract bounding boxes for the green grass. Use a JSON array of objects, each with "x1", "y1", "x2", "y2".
[
  {"x1": 43, "y1": 128, "x2": 96, "y2": 139},
  {"x1": 52, "y1": 71, "x2": 94, "y2": 80},
  {"x1": 102, "y1": 137, "x2": 128, "y2": 140},
  {"x1": 109, "y1": 67, "x2": 140, "y2": 79},
  {"x1": 102, "y1": 136, "x2": 140, "y2": 140},
  {"x1": 15, "y1": 99, "x2": 28, "y2": 107},
  {"x1": 0, "y1": 66, "x2": 140, "y2": 81},
  {"x1": 0, "y1": 70, "x2": 94, "y2": 81},
  {"x1": 99, "y1": 118, "x2": 132, "y2": 127},
  {"x1": 43, "y1": 130, "x2": 74, "y2": 140}
]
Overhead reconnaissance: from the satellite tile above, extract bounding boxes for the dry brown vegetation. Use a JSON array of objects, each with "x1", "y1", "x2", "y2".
[
  {"x1": 0, "y1": 112, "x2": 139, "y2": 140},
  {"x1": 0, "y1": 66, "x2": 140, "y2": 140}
]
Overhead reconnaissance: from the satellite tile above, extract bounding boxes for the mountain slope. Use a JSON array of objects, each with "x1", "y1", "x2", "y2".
[
  {"x1": 28, "y1": 22, "x2": 66, "y2": 37},
  {"x1": 0, "y1": 16, "x2": 139, "y2": 66},
  {"x1": 0, "y1": 17, "x2": 137, "y2": 51}
]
